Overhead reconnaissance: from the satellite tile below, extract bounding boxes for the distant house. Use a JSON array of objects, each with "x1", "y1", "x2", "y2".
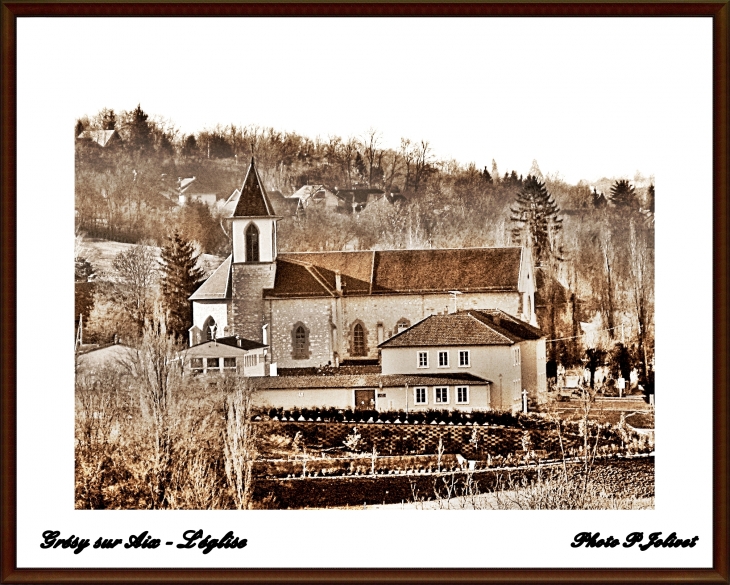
[
  {"x1": 178, "y1": 177, "x2": 218, "y2": 206},
  {"x1": 183, "y1": 336, "x2": 269, "y2": 377},
  {"x1": 333, "y1": 187, "x2": 385, "y2": 213},
  {"x1": 77, "y1": 129, "x2": 121, "y2": 148},
  {"x1": 290, "y1": 185, "x2": 339, "y2": 210},
  {"x1": 379, "y1": 310, "x2": 547, "y2": 411},
  {"x1": 251, "y1": 372, "x2": 490, "y2": 412}
]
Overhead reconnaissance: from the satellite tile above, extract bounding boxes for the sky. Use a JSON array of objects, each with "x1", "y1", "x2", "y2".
[{"x1": 20, "y1": 17, "x2": 711, "y2": 184}]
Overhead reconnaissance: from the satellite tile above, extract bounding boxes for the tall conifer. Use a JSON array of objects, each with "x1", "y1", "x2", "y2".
[
  {"x1": 510, "y1": 175, "x2": 563, "y2": 264},
  {"x1": 159, "y1": 232, "x2": 204, "y2": 339}
]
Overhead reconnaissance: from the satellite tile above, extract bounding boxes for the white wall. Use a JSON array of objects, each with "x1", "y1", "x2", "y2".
[
  {"x1": 192, "y1": 300, "x2": 229, "y2": 334},
  {"x1": 232, "y1": 218, "x2": 277, "y2": 262}
]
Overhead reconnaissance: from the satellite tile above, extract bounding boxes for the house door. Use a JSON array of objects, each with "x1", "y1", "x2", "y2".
[{"x1": 354, "y1": 389, "x2": 375, "y2": 411}]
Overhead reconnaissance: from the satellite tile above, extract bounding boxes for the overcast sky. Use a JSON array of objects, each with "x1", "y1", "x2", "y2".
[{"x1": 20, "y1": 17, "x2": 710, "y2": 184}]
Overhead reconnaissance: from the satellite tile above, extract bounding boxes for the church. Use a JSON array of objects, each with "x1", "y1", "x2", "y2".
[{"x1": 188, "y1": 159, "x2": 540, "y2": 378}]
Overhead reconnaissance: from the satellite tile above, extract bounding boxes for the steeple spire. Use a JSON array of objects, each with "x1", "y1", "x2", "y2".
[{"x1": 232, "y1": 157, "x2": 275, "y2": 217}]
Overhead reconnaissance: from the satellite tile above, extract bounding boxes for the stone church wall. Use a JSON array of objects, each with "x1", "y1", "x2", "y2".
[
  {"x1": 231, "y1": 262, "x2": 277, "y2": 343},
  {"x1": 268, "y1": 297, "x2": 335, "y2": 368},
  {"x1": 268, "y1": 291, "x2": 523, "y2": 369}
]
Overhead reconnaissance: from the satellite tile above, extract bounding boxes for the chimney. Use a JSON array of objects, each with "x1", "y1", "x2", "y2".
[
  {"x1": 262, "y1": 323, "x2": 269, "y2": 346},
  {"x1": 335, "y1": 271, "x2": 342, "y2": 293}
]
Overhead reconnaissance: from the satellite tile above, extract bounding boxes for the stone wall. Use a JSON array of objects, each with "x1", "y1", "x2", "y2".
[
  {"x1": 266, "y1": 290, "x2": 524, "y2": 369},
  {"x1": 230, "y1": 262, "x2": 276, "y2": 342}
]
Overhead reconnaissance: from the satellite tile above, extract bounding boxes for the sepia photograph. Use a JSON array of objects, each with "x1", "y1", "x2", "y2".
[
  {"x1": 11, "y1": 10, "x2": 718, "y2": 574},
  {"x1": 71, "y1": 19, "x2": 657, "y2": 514}
]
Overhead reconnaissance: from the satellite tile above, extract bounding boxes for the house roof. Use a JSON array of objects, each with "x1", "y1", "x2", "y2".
[
  {"x1": 232, "y1": 158, "x2": 276, "y2": 217},
  {"x1": 189, "y1": 255, "x2": 231, "y2": 300},
  {"x1": 290, "y1": 185, "x2": 329, "y2": 203},
  {"x1": 252, "y1": 372, "x2": 490, "y2": 390},
  {"x1": 265, "y1": 247, "x2": 523, "y2": 298},
  {"x1": 78, "y1": 129, "x2": 119, "y2": 147},
  {"x1": 378, "y1": 310, "x2": 543, "y2": 349},
  {"x1": 187, "y1": 335, "x2": 266, "y2": 352}
]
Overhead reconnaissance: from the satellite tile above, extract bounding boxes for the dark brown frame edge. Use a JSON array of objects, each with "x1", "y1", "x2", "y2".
[{"x1": 0, "y1": 2, "x2": 727, "y2": 584}]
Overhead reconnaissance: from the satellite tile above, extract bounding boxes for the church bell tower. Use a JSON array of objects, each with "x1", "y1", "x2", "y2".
[{"x1": 228, "y1": 158, "x2": 281, "y2": 342}]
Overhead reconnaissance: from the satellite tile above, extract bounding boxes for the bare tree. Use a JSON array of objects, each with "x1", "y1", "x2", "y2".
[
  {"x1": 132, "y1": 313, "x2": 183, "y2": 509},
  {"x1": 400, "y1": 138, "x2": 414, "y2": 192},
  {"x1": 112, "y1": 243, "x2": 159, "y2": 335},
  {"x1": 361, "y1": 127, "x2": 382, "y2": 187},
  {"x1": 412, "y1": 140, "x2": 432, "y2": 193},
  {"x1": 222, "y1": 375, "x2": 259, "y2": 510},
  {"x1": 628, "y1": 220, "x2": 654, "y2": 388}
]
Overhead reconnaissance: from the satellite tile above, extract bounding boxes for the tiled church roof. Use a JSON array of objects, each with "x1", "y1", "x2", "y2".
[
  {"x1": 266, "y1": 247, "x2": 523, "y2": 298},
  {"x1": 189, "y1": 247, "x2": 525, "y2": 300}
]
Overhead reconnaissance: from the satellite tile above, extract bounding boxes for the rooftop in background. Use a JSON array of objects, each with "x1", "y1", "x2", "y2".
[{"x1": 77, "y1": 129, "x2": 120, "y2": 148}]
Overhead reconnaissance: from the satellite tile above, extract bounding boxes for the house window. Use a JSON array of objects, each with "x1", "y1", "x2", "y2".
[
  {"x1": 456, "y1": 386, "x2": 469, "y2": 404},
  {"x1": 513, "y1": 346, "x2": 521, "y2": 366},
  {"x1": 206, "y1": 357, "x2": 220, "y2": 372},
  {"x1": 417, "y1": 351, "x2": 429, "y2": 368},
  {"x1": 396, "y1": 318, "x2": 410, "y2": 333},
  {"x1": 224, "y1": 357, "x2": 236, "y2": 370},
  {"x1": 245, "y1": 223, "x2": 259, "y2": 262},
  {"x1": 291, "y1": 322, "x2": 310, "y2": 360},
  {"x1": 414, "y1": 387, "x2": 427, "y2": 405},
  {"x1": 352, "y1": 322, "x2": 367, "y2": 356},
  {"x1": 459, "y1": 350, "x2": 470, "y2": 367},
  {"x1": 190, "y1": 358, "x2": 203, "y2": 373},
  {"x1": 438, "y1": 350, "x2": 449, "y2": 368},
  {"x1": 435, "y1": 387, "x2": 449, "y2": 404}
]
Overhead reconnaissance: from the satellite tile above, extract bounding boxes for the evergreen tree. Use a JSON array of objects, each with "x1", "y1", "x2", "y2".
[
  {"x1": 159, "y1": 232, "x2": 204, "y2": 339},
  {"x1": 592, "y1": 187, "x2": 607, "y2": 209},
  {"x1": 510, "y1": 175, "x2": 563, "y2": 264},
  {"x1": 100, "y1": 108, "x2": 117, "y2": 131},
  {"x1": 182, "y1": 134, "x2": 198, "y2": 158},
  {"x1": 609, "y1": 179, "x2": 637, "y2": 209},
  {"x1": 353, "y1": 152, "x2": 367, "y2": 185},
  {"x1": 126, "y1": 104, "x2": 153, "y2": 153},
  {"x1": 75, "y1": 119, "x2": 85, "y2": 138},
  {"x1": 646, "y1": 184, "x2": 655, "y2": 213},
  {"x1": 481, "y1": 166, "x2": 492, "y2": 183}
]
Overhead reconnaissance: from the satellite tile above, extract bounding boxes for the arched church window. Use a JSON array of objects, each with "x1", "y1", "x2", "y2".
[
  {"x1": 203, "y1": 316, "x2": 217, "y2": 341},
  {"x1": 291, "y1": 322, "x2": 310, "y2": 360},
  {"x1": 353, "y1": 323, "x2": 366, "y2": 356},
  {"x1": 246, "y1": 223, "x2": 259, "y2": 262}
]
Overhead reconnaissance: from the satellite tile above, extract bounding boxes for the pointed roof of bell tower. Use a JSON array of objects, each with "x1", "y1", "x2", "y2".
[{"x1": 232, "y1": 157, "x2": 276, "y2": 217}]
